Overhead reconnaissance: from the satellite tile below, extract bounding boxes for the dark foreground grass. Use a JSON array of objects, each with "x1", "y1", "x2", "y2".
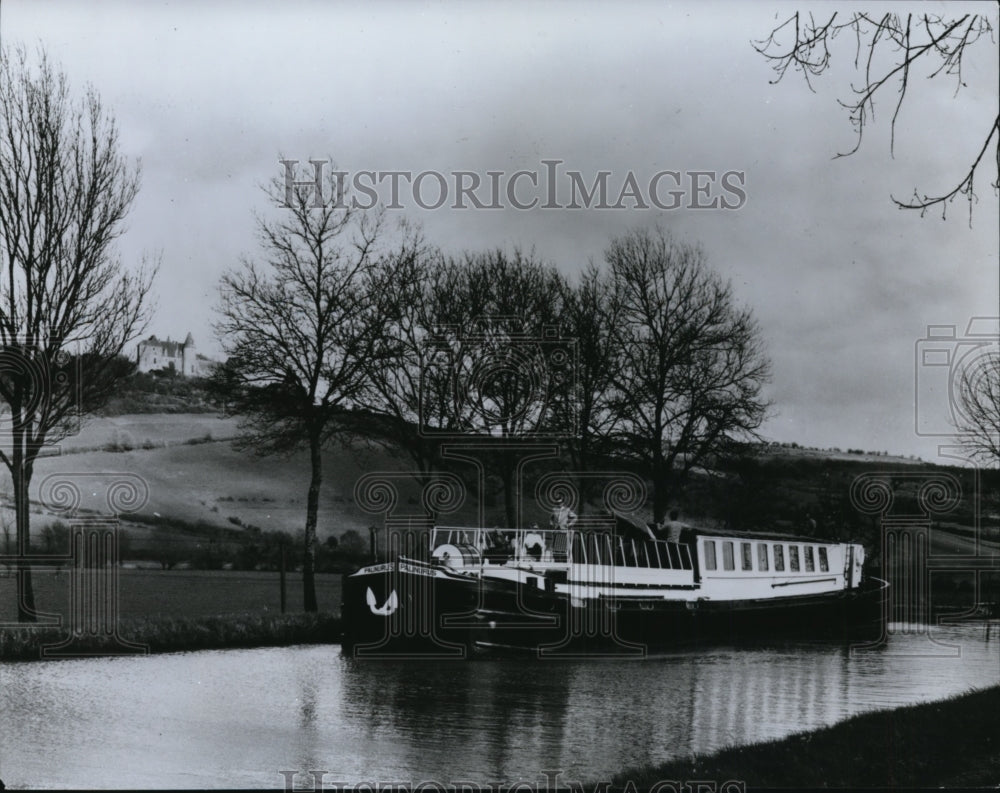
[
  {"x1": 608, "y1": 685, "x2": 1000, "y2": 789},
  {"x1": 0, "y1": 610, "x2": 341, "y2": 661},
  {"x1": 0, "y1": 568, "x2": 343, "y2": 620}
]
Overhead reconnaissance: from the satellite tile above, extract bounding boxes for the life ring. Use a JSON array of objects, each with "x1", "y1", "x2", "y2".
[{"x1": 432, "y1": 543, "x2": 481, "y2": 569}]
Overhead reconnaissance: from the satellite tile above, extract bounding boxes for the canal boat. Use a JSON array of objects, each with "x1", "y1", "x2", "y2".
[{"x1": 341, "y1": 513, "x2": 888, "y2": 656}]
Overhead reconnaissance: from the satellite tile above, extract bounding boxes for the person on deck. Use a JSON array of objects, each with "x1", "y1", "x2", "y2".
[
  {"x1": 659, "y1": 509, "x2": 686, "y2": 544},
  {"x1": 550, "y1": 495, "x2": 578, "y2": 531}
]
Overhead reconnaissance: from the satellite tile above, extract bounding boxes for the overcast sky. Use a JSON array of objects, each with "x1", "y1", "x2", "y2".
[{"x1": 5, "y1": 0, "x2": 998, "y2": 463}]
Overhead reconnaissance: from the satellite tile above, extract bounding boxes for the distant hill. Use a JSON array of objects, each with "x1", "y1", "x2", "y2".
[
  {"x1": 99, "y1": 371, "x2": 220, "y2": 415},
  {"x1": 27, "y1": 414, "x2": 417, "y2": 542},
  {"x1": 757, "y1": 442, "x2": 929, "y2": 466}
]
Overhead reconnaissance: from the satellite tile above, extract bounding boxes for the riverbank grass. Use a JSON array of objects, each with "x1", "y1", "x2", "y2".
[
  {"x1": 612, "y1": 684, "x2": 1000, "y2": 789},
  {"x1": 0, "y1": 611, "x2": 341, "y2": 661}
]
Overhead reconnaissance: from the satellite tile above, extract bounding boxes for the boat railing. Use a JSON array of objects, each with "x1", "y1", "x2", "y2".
[
  {"x1": 569, "y1": 531, "x2": 693, "y2": 571},
  {"x1": 431, "y1": 526, "x2": 569, "y2": 563},
  {"x1": 429, "y1": 526, "x2": 692, "y2": 570}
]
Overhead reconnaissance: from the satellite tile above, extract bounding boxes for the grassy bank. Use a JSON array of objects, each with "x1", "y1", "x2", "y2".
[
  {"x1": 0, "y1": 568, "x2": 343, "y2": 621},
  {"x1": 0, "y1": 567, "x2": 345, "y2": 661},
  {"x1": 610, "y1": 684, "x2": 1000, "y2": 789},
  {"x1": 0, "y1": 610, "x2": 341, "y2": 661}
]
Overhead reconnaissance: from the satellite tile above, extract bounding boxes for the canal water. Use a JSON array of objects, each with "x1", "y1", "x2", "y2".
[{"x1": 0, "y1": 623, "x2": 997, "y2": 789}]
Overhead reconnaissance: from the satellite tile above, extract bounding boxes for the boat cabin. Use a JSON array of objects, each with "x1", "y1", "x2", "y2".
[{"x1": 427, "y1": 523, "x2": 866, "y2": 603}]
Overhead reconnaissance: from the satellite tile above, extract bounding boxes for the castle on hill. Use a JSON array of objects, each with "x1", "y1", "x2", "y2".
[{"x1": 136, "y1": 332, "x2": 214, "y2": 377}]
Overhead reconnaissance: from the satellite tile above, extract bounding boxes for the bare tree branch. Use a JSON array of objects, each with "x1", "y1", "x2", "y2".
[
  {"x1": 754, "y1": 11, "x2": 998, "y2": 222},
  {"x1": 955, "y1": 349, "x2": 1000, "y2": 466}
]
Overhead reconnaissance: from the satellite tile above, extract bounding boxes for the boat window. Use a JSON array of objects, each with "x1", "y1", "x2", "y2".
[
  {"x1": 818, "y1": 547, "x2": 829, "y2": 572},
  {"x1": 704, "y1": 540, "x2": 717, "y2": 571},
  {"x1": 789, "y1": 545, "x2": 800, "y2": 572},
  {"x1": 741, "y1": 542, "x2": 753, "y2": 571},
  {"x1": 804, "y1": 546, "x2": 815, "y2": 572},
  {"x1": 639, "y1": 540, "x2": 651, "y2": 568},
  {"x1": 552, "y1": 533, "x2": 569, "y2": 563},
  {"x1": 722, "y1": 541, "x2": 735, "y2": 571},
  {"x1": 614, "y1": 535, "x2": 627, "y2": 567},
  {"x1": 773, "y1": 544, "x2": 785, "y2": 571},
  {"x1": 757, "y1": 542, "x2": 769, "y2": 571},
  {"x1": 588, "y1": 533, "x2": 602, "y2": 566}
]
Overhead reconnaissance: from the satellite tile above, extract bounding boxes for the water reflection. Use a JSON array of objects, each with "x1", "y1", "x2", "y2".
[
  {"x1": 338, "y1": 659, "x2": 575, "y2": 781},
  {"x1": 0, "y1": 624, "x2": 996, "y2": 788},
  {"x1": 294, "y1": 668, "x2": 321, "y2": 772}
]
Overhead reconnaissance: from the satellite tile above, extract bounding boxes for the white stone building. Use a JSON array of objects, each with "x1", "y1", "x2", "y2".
[{"x1": 136, "y1": 333, "x2": 212, "y2": 376}]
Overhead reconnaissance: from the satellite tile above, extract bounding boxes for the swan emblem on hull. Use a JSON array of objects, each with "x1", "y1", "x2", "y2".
[{"x1": 366, "y1": 588, "x2": 399, "y2": 616}]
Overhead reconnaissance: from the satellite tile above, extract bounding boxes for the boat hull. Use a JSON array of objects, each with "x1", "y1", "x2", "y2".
[{"x1": 341, "y1": 559, "x2": 888, "y2": 657}]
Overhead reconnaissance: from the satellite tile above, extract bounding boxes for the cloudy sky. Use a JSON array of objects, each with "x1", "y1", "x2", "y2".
[{"x1": 5, "y1": 0, "x2": 998, "y2": 463}]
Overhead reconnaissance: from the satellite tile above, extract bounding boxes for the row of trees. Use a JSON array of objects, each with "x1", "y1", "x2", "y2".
[
  {"x1": 0, "y1": 519, "x2": 372, "y2": 574},
  {"x1": 134, "y1": 525, "x2": 369, "y2": 573},
  {"x1": 213, "y1": 170, "x2": 774, "y2": 610},
  {"x1": 219, "y1": 169, "x2": 1000, "y2": 613}
]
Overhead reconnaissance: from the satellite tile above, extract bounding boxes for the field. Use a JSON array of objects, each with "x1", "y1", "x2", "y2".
[
  {"x1": 0, "y1": 567, "x2": 343, "y2": 622},
  {"x1": 20, "y1": 412, "x2": 424, "y2": 543},
  {"x1": 52, "y1": 413, "x2": 243, "y2": 452}
]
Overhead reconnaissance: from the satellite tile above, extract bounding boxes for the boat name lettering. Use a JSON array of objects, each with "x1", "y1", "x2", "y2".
[
  {"x1": 359, "y1": 563, "x2": 395, "y2": 575},
  {"x1": 399, "y1": 561, "x2": 437, "y2": 577}
]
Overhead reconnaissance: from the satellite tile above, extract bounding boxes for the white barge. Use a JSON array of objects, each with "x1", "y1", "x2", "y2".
[{"x1": 341, "y1": 516, "x2": 887, "y2": 656}]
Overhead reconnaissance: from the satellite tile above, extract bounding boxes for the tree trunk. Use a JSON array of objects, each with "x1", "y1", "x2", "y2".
[
  {"x1": 12, "y1": 434, "x2": 38, "y2": 622},
  {"x1": 302, "y1": 428, "x2": 321, "y2": 612},
  {"x1": 576, "y1": 422, "x2": 593, "y2": 513},
  {"x1": 652, "y1": 453, "x2": 669, "y2": 525},
  {"x1": 500, "y1": 463, "x2": 517, "y2": 529}
]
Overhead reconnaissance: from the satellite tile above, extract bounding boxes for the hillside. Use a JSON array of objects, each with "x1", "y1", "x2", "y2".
[
  {"x1": 97, "y1": 371, "x2": 220, "y2": 415},
  {"x1": 23, "y1": 414, "x2": 419, "y2": 542},
  {"x1": 13, "y1": 413, "x2": 999, "y2": 541},
  {"x1": 2, "y1": 411, "x2": 996, "y2": 604},
  {"x1": 7, "y1": 412, "x2": 484, "y2": 570}
]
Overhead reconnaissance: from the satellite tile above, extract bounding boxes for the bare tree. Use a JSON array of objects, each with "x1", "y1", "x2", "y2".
[
  {"x1": 421, "y1": 250, "x2": 572, "y2": 527},
  {"x1": 955, "y1": 350, "x2": 1000, "y2": 465},
  {"x1": 551, "y1": 263, "x2": 621, "y2": 504},
  {"x1": 0, "y1": 48, "x2": 156, "y2": 621},
  {"x1": 213, "y1": 169, "x2": 394, "y2": 611},
  {"x1": 365, "y1": 249, "x2": 572, "y2": 526},
  {"x1": 754, "y1": 11, "x2": 998, "y2": 221},
  {"x1": 600, "y1": 227, "x2": 771, "y2": 523},
  {"x1": 358, "y1": 225, "x2": 448, "y2": 475}
]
